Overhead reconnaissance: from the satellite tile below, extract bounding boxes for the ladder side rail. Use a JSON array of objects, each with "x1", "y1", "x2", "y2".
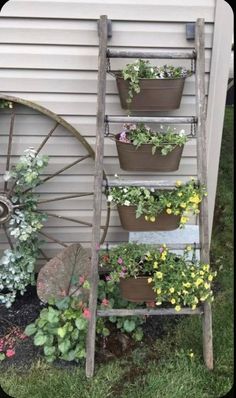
[
  {"x1": 86, "y1": 15, "x2": 108, "y2": 378},
  {"x1": 195, "y1": 18, "x2": 213, "y2": 370},
  {"x1": 107, "y1": 49, "x2": 195, "y2": 59}
]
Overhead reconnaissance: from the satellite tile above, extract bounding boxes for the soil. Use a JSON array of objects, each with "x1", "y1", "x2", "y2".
[{"x1": 0, "y1": 282, "x2": 184, "y2": 370}]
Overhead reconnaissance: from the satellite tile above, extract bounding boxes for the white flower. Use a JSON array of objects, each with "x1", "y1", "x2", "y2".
[
  {"x1": 133, "y1": 66, "x2": 139, "y2": 71},
  {"x1": 107, "y1": 195, "x2": 113, "y2": 202},
  {"x1": 124, "y1": 200, "x2": 130, "y2": 206},
  {"x1": 3, "y1": 171, "x2": 12, "y2": 181},
  {"x1": 179, "y1": 129, "x2": 186, "y2": 137}
]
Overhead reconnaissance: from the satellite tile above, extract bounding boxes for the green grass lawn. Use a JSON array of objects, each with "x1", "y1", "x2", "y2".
[{"x1": 0, "y1": 107, "x2": 233, "y2": 398}]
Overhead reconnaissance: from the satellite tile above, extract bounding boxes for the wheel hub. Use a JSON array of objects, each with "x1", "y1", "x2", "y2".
[{"x1": 0, "y1": 194, "x2": 13, "y2": 224}]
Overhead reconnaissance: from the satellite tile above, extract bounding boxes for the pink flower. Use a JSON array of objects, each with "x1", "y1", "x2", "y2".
[
  {"x1": 122, "y1": 266, "x2": 127, "y2": 272},
  {"x1": 19, "y1": 333, "x2": 28, "y2": 340},
  {"x1": 102, "y1": 298, "x2": 109, "y2": 307},
  {"x1": 159, "y1": 247, "x2": 164, "y2": 253},
  {"x1": 6, "y1": 349, "x2": 15, "y2": 358},
  {"x1": 79, "y1": 276, "x2": 85, "y2": 285},
  {"x1": 83, "y1": 308, "x2": 91, "y2": 319},
  {"x1": 105, "y1": 275, "x2": 112, "y2": 281},
  {"x1": 119, "y1": 272, "x2": 125, "y2": 278},
  {"x1": 117, "y1": 257, "x2": 123, "y2": 265}
]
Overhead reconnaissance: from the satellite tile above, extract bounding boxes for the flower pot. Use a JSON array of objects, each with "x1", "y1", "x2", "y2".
[
  {"x1": 120, "y1": 276, "x2": 156, "y2": 302},
  {"x1": 116, "y1": 76, "x2": 186, "y2": 111},
  {"x1": 117, "y1": 205, "x2": 181, "y2": 231},
  {"x1": 115, "y1": 134, "x2": 184, "y2": 172}
]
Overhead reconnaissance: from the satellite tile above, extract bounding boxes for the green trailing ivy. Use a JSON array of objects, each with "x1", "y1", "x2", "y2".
[{"x1": 0, "y1": 148, "x2": 48, "y2": 307}]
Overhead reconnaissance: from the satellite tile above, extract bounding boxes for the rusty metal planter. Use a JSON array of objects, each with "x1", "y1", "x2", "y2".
[
  {"x1": 120, "y1": 277, "x2": 156, "y2": 302},
  {"x1": 116, "y1": 76, "x2": 186, "y2": 111},
  {"x1": 115, "y1": 134, "x2": 184, "y2": 172},
  {"x1": 117, "y1": 205, "x2": 181, "y2": 231}
]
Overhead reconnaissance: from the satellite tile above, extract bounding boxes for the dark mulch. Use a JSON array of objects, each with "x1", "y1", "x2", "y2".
[{"x1": 0, "y1": 285, "x2": 191, "y2": 370}]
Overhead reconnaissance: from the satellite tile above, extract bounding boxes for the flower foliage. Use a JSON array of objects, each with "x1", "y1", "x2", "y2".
[
  {"x1": 0, "y1": 99, "x2": 13, "y2": 109},
  {"x1": 117, "y1": 122, "x2": 188, "y2": 155},
  {"x1": 107, "y1": 178, "x2": 207, "y2": 227},
  {"x1": 99, "y1": 243, "x2": 217, "y2": 312},
  {"x1": 0, "y1": 148, "x2": 48, "y2": 307},
  {"x1": 121, "y1": 59, "x2": 190, "y2": 106}
]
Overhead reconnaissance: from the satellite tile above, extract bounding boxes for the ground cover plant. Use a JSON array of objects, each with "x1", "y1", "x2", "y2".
[{"x1": 0, "y1": 106, "x2": 233, "y2": 398}]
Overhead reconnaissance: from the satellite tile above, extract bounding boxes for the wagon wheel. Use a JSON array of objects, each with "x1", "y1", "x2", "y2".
[{"x1": 0, "y1": 94, "x2": 110, "y2": 264}]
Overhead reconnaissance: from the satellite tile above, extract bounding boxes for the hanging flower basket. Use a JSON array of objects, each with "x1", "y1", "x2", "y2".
[
  {"x1": 119, "y1": 276, "x2": 156, "y2": 302},
  {"x1": 116, "y1": 76, "x2": 186, "y2": 111},
  {"x1": 116, "y1": 138, "x2": 184, "y2": 172},
  {"x1": 117, "y1": 205, "x2": 180, "y2": 231},
  {"x1": 116, "y1": 60, "x2": 190, "y2": 112}
]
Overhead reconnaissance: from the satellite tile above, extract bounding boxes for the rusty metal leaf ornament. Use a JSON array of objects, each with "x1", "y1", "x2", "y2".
[{"x1": 37, "y1": 243, "x2": 91, "y2": 303}]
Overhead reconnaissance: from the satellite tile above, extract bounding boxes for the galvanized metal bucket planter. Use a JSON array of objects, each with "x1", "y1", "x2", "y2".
[
  {"x1": 115, "y1": 134, "x2": 184, "y2": 172},
  {"x1": 117, "y1": 205, "x2": 181, "y2": 231},
  {"x1": 120, "y1": 276, "x2": 156, "y2": 302},
  {"x1": 116, "y1": 76, "x2": 186, "y2": 111}
]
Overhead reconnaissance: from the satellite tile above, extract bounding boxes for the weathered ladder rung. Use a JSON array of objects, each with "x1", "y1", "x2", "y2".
[
  {"x1": 104, "y1": 179, "x2": 184, "y2": 188},
  {"x1": 100, "y1": 243, "x2": 201, "y2": 250},
  {"x1": 97, "y1": 307, "x2": 203, "y2": 317},
  {"x1": 107, "y1": 49, "x2": 196, "y2": 59},
  {"x1": 106, "y1": 116, "x2": 197, "y2": 124}
]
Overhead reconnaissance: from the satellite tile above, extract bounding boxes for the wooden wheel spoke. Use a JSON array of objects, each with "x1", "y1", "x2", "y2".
[
  {"x1": 36, "y1": 211, "x2": 106, "y2": 229},
  {"x1": 23, "y1": 155, "x2": 91, "y2": 194},
  {"x1": 38, "y1": 248, "x2": 50, "y2": 261},
  {"x1": 35, "y1": 122, "x2": 59, "y2": 155},
  {"x1": 2, "y1": 224, "x2": 14, "y2": 250},
  {"x1": 38, "y1": 230, "x2": 68, "y2": 248},
  {"x1": 13, "y1": 193, "x2": 94, "y2": 208},
  {"x1": 4, "y1": 111, "x2": 15, "y2": 192}
]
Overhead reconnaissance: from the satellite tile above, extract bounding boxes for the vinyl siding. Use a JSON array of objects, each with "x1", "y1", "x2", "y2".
[{"x1": 1, "y1": 0, "x2": 232, "y2": 260}]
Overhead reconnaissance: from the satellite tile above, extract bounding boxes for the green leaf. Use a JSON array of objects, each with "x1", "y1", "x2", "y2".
[
  {"x1": 76, "y1": 348, "x2": 86, "y2": 359},
  {"x1": 123, "y1": 320, "x2": 136, "y2": 333},
  {"x1": 102, "y1": 327, "x2": 110, "y2": 337},
  {"x1": 75, "y1": 317, "x2": 87, "y2": 331},
  {"x1": 47, "y1": 307, "x2": 59, "y2": 323},
  {"x1": 24, "y1": 323, "x2": 37, "y2": 336},
  {"x1": 34, "y1": 333, "x2": 47, "y2": 346},
  {"x1": 44, "y1": 346, "x2": 56, "y2": 356},
  {"x1": 58, "y1": 339, "x2": 71, "y2": 354},
  {"x1": 55, "y1": 296, "x2": 70, "y2": 310},
  {"x1": 61, "y1": 350, "x2": 76, "y2": 361},
  {"x1": 133, "y1": 328, "x2": 144, "y2": 342},
  {"x1": 0, "y1": 353, "x2": 6, "y2": 361},
  {"x1": 45, "y1": 355, "x2": 56, "y2": 363},
  {"x1": 57, "y1": 326, "x2": 67, "y2": 338}
]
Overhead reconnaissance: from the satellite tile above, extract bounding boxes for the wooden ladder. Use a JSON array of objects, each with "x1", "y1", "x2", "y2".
[{"x1": 86, "y1": 15, "x2": 213, "y2": 377}]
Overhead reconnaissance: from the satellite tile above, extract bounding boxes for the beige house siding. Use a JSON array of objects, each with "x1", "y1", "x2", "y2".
[{"x1": 0, "y1": 0, "x2": 233, "y2": 258}]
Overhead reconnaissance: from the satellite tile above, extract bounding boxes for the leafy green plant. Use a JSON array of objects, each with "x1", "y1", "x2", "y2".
[
  {"x1": 99, "y1": 243, "x2": 217, "y2": 312},
  {"x1": 107, "y1": 178, "x2": 206, "y2": 227},
  {"x1": 0, "y1": 148, "x2": 48, "y2": 307},
  {"x1": 25, "y1": 295, "x2": 90, "y2": 363},
  {"x1": 117, "y1": 123, "x2": 188, "y2": 155},
  {"x1": 120, "y1": 59, "x2": 190, "y2": 106},
  {"x1": 0, "y1": 99, "x2": 13, "y2": 109}
]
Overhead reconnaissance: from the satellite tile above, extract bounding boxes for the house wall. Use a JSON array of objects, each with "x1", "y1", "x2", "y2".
[{"x1": 0, "y1": 0, "x2": 233, "y2": 260}]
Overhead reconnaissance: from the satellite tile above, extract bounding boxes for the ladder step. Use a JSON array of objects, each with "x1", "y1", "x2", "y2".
[
  {"x1": 106, "y1": 116, "x2": 197, "y2": 124},
  {"x1": 97, "y1": 307, "x2": 203, "y2": 317},
  {"x1": 100, "y1": 243, "x2": 201, "y2": 251},
  {"x1": 107, "y1": 49, "x2": 196, "y2": 59},
  {"x1": 104, "y1": 179, "x2": 178, "y2": 188}
]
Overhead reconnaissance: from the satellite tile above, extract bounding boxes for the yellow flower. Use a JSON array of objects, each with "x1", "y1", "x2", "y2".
[
  {"x1": 156, "y1": 301, "x2": 162, "y2": 306},
  {"x1": 180, "y1": 216, "x2": 188, "y2": 224},
  {"x1": 169, "y1": 287, "x2": 175, "y2": 293},
  {"x1": 183, "y1": 290, "x2": 188, "y2": 295},
  {"x1": 191, "y1": 272, "x2": 196, "y2": 278},
  {"x1": 156, "y1": 288, "x2": 162, "y2": 294},
  {"x1": 204, "y1": 282, "x2": 210, "y2": 289},
  {"x1": 208, "y1": 275, "x2": 213, "y2": 281},
  {"x1": 180, "y1": 202, "x2": 187, "y2": 208},
  {"x1": 183, "y1": 282, "x2": 191, "y2": 288},
  {"x1": 192, "y1": 304, "x2": 196, "y2": 310},
  {"x1": 153, "y1": 261, "x2": 158, "y2": 269},
  {"x1": 175, "y1": 305, "x2": 181, "y2": 312},
  {"x1": 170, "y1": 298, "x2": 176, "y2": 304},
  {"x1": 189, "y1": 195, "x2": 201, "y2": 204},
  {"x1": 145, "y1": 215, "x2": 149, "y2": 221},
  {"x1": 174, "y1": 210, "x2": 180, "y2": 215},
  {"x1": 194, "y1": 297, "x2": 199, "y2": 304},
  {"x1": 195, "y1": 278, "x2": 203, "y2": 287},
  {"x1": 189, "y1": 352, "x2": 194, "y2": 358},
  {"x1": 147, "y1": 277, "x2": 153, "y2": 284},
  {"x1": 150, "y1": 216, "x2": 156, "y2": 222},
  {"x1": 195, "y1": 209, "x2": 200, "y2": 214},
  {"x1": 186, "y1": 245, "x2": 192, "y2": 251},
  {"x1": 177, "y1": 192, "x2": 183, "y2": 197},
  {"x1": 203, "y1": 264, "x2": 210, "y2": 272},
  {"x1": 166, "y1": 208, "x2": 172, "y2": 214},
  {"x1": 166, "y1": 203, "x2": 172, "y2": 207},
  {"x1": 175, "y1": 180, "x2": 182, "y2": 187},
  {"x1": 161, "y1": 251, "x2": 167, "y2": 261},
  {"x1": 200, "y1": 295, "x2": 208, "y2": 301},
  {"x1": 199, "y1": 270, "x2": 204, "y2": 275},
  {"x1": 156, "y1": 272, "x2": 163, "y2": 279}
]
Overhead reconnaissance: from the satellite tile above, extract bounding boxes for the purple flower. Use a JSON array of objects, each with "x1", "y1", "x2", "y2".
[
  {"x1": 117, "y1": 257, "x2": 123, "y2": 265},
  {"x1": 105, "y1": 275, "x2": 112, "y2": 281},
  {"x1": 122, "y1": 266, "x2": 127, "y2": 272},
  {"x1": 159, "y1": 247, "x2": 164, "y2": 253},
  {"x1": 119, "y1": 272, "x2": 126, "y2": 278},
  {"x1": 119, "y1": 131, "x2": 130, "y2": 143}
]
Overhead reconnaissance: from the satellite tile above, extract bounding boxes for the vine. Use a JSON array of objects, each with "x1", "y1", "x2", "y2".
[{"x1": 0, "y1": 148, "x2": 48, "y2": 307}]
